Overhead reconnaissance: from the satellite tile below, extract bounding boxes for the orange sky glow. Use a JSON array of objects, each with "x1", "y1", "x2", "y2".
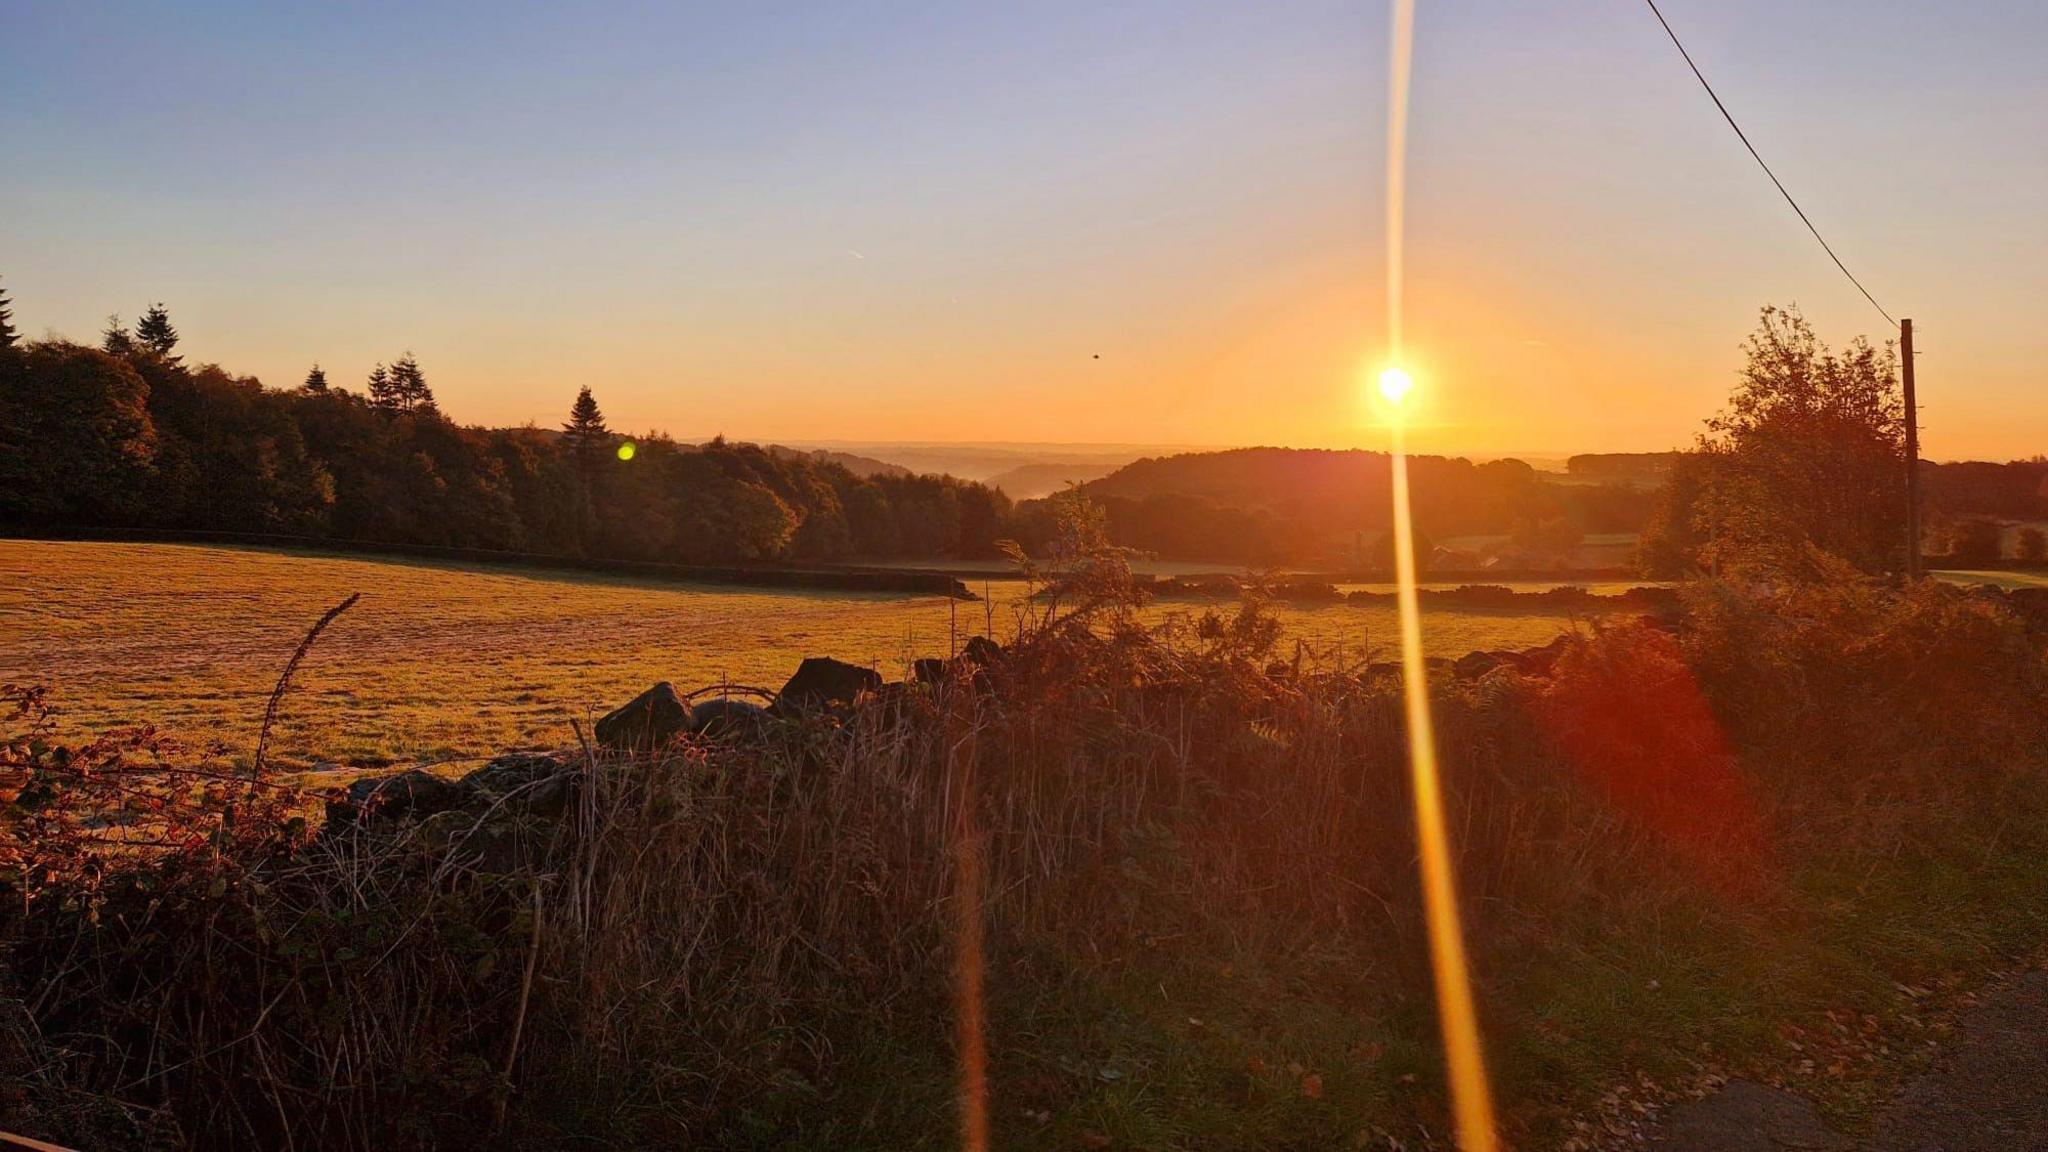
[{"x1": 4, "y1": 3, "x2": 2041, "y2": 461}]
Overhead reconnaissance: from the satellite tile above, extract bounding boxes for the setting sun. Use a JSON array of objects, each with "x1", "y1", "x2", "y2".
[
  {"x1": 3, "y1": 2, "x2": 2045, "y2": 1150},
  {"x1": 1378, "y1": 366, "x2": 1415, "y2": 406}
]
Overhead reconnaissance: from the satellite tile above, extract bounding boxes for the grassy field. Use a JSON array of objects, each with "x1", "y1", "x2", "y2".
[
  {"x1": 0, "y1": 540, "x2": 1609, "y2": 768},
  {"x1": 1933, "y1": 567, "x2": 2048, "y2": 590}
]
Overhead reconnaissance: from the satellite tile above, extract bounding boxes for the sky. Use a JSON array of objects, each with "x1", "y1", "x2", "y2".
[{"x1": 3, "y1": 1, "x2": 2043, "y2": 460}]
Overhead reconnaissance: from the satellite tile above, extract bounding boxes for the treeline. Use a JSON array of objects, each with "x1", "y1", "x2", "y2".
[
  {"x1": 0, "y1": 288, "x2": 1009, "y2": 564},
  {"x1": 1034, "y1": 447, "x2": 1655, "y2": 566}
]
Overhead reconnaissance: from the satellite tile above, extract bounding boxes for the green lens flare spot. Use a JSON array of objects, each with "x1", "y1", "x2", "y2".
[{"x1": 617, "y1": 441, "x2": 637, "y2": 461}]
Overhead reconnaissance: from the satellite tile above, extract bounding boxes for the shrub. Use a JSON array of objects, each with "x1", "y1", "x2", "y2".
[{"x1": 1944, "y1": 517, "x2": 2005, "y2": 565}]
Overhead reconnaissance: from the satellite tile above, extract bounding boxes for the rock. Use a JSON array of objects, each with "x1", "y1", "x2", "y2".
[
  {"x1": 327, "y1": 769, "x2": 471, "y2": 830},
  {"x1": 595, "y1": 682, "x2": 694, "y2": 750},
  {"x1": 462, "y1": 752, "x2": 575, "y2": 817},
  {"x1": 1454, "y1": 651, "x2": 1502, "y2": 679},
  {"x1": 690, "y1": 696, "x2": 769, "y2": 737},
  {"x1": 963, "y1": 636, "x2": 1004, "y2": 667},
  {"x1": 913, "y1": 657, "x2": 950, "y2": 685},
  {"x1": 775, "y1": 657, "x2": 882, "y2": 714},
  {"x1": 1657, "y1": 1080, "x2": 1848, "y2": 1151},
  {"x1": 866, "y1": 680, "x2": 917, "y2": 721},
  {"x1": 1516, "y1": 635, "x2": 1572, "y2": 677}
]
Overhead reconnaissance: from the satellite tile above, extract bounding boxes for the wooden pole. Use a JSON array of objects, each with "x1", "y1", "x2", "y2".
[{"x1": 1901, "y1": 318, "x2": 1921, "y2": 579}]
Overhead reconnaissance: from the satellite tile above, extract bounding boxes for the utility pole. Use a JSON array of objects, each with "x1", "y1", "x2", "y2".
[{"x1": 1901, "y1": 318, "x2": 1921, "y2": 579}]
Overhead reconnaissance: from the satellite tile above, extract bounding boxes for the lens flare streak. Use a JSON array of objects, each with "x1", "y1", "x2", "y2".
[{"x1": 1384, "y1": 2, "x2": 1499, "y2": 1149}]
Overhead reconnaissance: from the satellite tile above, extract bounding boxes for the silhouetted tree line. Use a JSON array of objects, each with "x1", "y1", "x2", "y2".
[
  {"x1": 4, "y1": 283, "x2": 2034, "y2": 573},
  {"x1": 0, "y1": 292, "x2": 1011, "y2": 564},
  {"x1": 1000, "y1": 447, "x2": 1657, "y2": 566}
]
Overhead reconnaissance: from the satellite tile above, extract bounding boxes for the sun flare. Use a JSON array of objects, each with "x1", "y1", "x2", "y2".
[{"x1": 1379, "y1": 366, "x2": 1415, "y2": 406}]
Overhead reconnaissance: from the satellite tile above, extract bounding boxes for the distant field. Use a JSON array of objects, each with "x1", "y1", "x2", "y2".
[
  {"x1": 1, "y1": 541, "x2": 1610, "y2": 768},
  {"x1": 1934, "y1": 568, "x2": 2048, "y2": 590}
]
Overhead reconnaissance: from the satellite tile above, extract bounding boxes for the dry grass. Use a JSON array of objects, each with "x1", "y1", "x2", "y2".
[
  {"x1": 0, "y1": 541, "x2": 1601, "y2": 768},
  {"x1": 4, "y1": 564, "x2": 2048, "y2": 1150}
]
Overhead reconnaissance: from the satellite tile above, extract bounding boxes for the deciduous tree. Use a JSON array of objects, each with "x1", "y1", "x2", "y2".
[{"x1": 1640, "y1": 305, "x2": 1904, "y2": 578}]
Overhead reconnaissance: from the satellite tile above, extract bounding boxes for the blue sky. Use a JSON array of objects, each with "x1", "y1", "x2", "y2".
[{"x1": 4, "y1": 1, "x2": 2042, "y2": 456}]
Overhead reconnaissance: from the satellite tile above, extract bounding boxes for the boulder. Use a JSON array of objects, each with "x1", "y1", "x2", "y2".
[
  {"x1": 775, "y1": 657, "x2": 882, "y2": 714},
  {"x1": 326, "y1": 769, "x2": 470, "y2": 830},
  {"x1": 461, "y1": 752, "x2": 576, "y2": 817},
  {"x1": 690, "y1": 696, "x2": 770, "y2": 737},
  {"x1": 595, "y1": 682, "x2": 694, "y2": 750},
  {"x1": 912, "y1": 657, "x2": 950, "y2": 685},
  {"x1": 963, "y1": 636, "x2": 1004, "y2": 667},
  {"x1": 1517, "y1": 635, "x2": 1572, "y2": 676},
  {"x1": 1453, "y1": 651, "x2": 1502, "y2": 679}
]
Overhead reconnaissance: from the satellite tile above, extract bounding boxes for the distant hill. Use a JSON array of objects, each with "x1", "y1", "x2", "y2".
[
  {"x1": 984, "y1": 462, "x2": 1118, "y2": 500},
  {"x1": 1565, "y1": 452, "x2": 1681, "y2": 484},
  {"x1": 1033, "y1": 446, "x2": 1658, "y2": 566},
  {"x1": 783, "y1": 442, "x2": 1181, "y2": 483},
  {"x1": 763, "y1": 444, "x2": 911, "y2": 479}
]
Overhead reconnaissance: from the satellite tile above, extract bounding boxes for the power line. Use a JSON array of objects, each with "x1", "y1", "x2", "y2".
[{"x1": 1642, "y1": 0, "x2": 1896, "y2": 328}]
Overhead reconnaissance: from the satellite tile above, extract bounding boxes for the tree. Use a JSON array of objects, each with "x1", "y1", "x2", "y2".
[
  {"x1": 387, "y1": 352, "x2": 435, "y2": 416},
  {"x1": 1642, "y1": 305, "x2": 1904, "y2": 578},
  {"x1": 0, "y1": 274, "x2": 17, "y2": 350},
  {"x1": 0, "y1": 342, "x2": 158, "y2": 523},
  {"x1": 1945, "y1": 519, "x2": 2004, "y2": 566},
  {"x1": 367, "y1": 363, "x2": 396, "y2": 410},
  {"x1": 303, "y1": 364, "x2": 328, "y2": 393},
  {"x1": 101, "y1": 314, "x2": 135, "y2": 357},
  {"x1": 563, "y1": 386, "x2": 608, "y2": 451},
  {"x1": 135, "y1": 303, "x2": 180, "y2": 364},
  {"x1": 2017, "y1": 526, "x2": 2046, "y2": 562}
]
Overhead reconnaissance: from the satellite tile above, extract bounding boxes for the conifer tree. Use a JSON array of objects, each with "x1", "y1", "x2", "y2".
[
  {"x1": 367, "y1": 363, "x2": 396, "y2": 409},
  {"x1": 564, "y1": 386, "x2": 608, "y2": 448},
  {"x1": 387, "y1": 352, "x2": 434, "y2": 415},
  {"x1": 303, "y1": 364, "x2": 328, "y2": 392},
  {"x1": 135, "y1": 302, "x2": 180, "y2": 363},
  {"x1": 0, "y1": 275, "x2": 17, "y2": 350},
  {"x1": 101, "y1": 315, "x2": 134, "y2": 357}
]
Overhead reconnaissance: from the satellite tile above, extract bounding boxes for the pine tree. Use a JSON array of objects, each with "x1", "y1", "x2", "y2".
[
  {"x1": 564, "y1": 386, "x2": 608, "y2": 448},
  {"x1": 387, "y1": 352, "x2": 434, "y2": 415},
  {"x1": 101, "y1": 315, "x2": 134, "y2": 357},
  {"x1": 367, "y1": 363, "x2": 396, "y2": 409},
  {"x1": 0, "y1": 275, "x2": 18, "y2": 350},
  {"x1": 134, "y1": 303, "x2": 180, "y2": 363},
  {"x1": 303, "y1": 364, "x2": 329, "y2": 393}
]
